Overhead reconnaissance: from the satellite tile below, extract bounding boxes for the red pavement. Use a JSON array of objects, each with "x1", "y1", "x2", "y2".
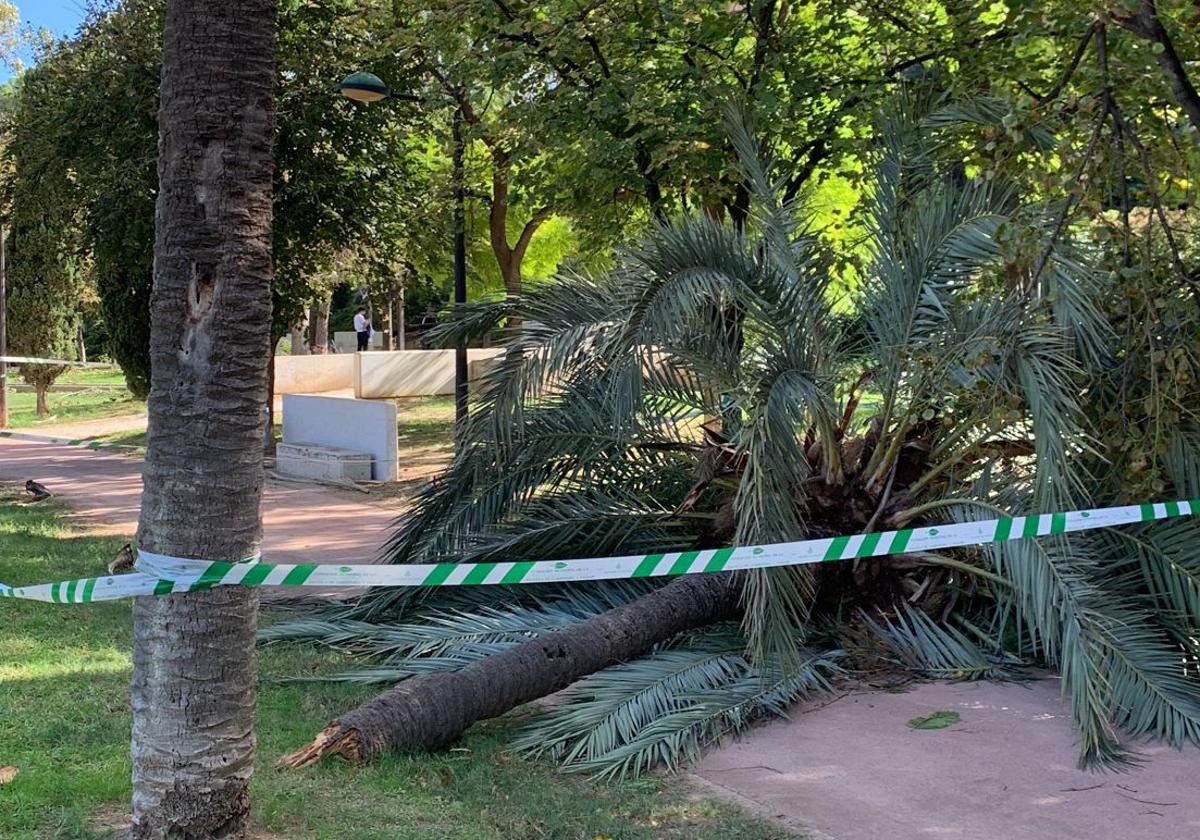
[{"x1": 0, "y1": 437, "x2": 396, "y2": 565}]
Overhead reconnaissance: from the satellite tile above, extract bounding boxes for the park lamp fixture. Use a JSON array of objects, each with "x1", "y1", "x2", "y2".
[
  {"x1": 337, "y1": 71, "x2": 422, "y2": 104},
  {"x1": 337, "y1": 71, "x2": 390, "y2": 102}
]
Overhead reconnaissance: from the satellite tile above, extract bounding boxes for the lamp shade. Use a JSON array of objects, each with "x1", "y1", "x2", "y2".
[{"x1": 338, "y1": 71, "x2": 389, "y2": 103}]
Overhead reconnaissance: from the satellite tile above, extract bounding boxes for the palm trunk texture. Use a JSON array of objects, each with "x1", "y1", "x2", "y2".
[
  {"x1": 130, "y1": 1, "x2": 276, "y2": 837},
  {"x1": 282, "y1": 574, "x2": 738, "y2": 767}
]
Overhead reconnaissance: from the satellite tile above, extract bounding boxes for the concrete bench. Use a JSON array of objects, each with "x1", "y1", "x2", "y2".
[
  {"x1": 275, "y1": 442, "x2": 373, "y2": 483},
  {"x1": 280, "y1": 394, "x2": 398, "y2": 481}
]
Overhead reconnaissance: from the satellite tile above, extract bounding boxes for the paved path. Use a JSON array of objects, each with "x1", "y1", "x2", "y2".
[
  {"x1": 0, "y1": 437, "x2": 397, "y2": 565},
  {"x1": 691, "y1": 678, "x2": 1200, "y2": 840}
]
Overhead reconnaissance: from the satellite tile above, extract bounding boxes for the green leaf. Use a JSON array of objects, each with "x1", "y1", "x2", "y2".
[{"x1": 907, "y1": 710, "x2": 961, "y2": 730}]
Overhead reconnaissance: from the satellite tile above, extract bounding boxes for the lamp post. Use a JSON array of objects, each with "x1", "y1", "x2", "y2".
[{"x1": 338, "y1": 72, "x2": 468, "y2": 429}]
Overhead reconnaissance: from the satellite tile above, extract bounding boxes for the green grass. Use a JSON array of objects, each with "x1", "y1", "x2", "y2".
[
  {"x1": 395, "y1": 396, "x2": 456, "y2": 451},
  {"x1": 0, "y1": 490, "x2": 797, "y2": 840},
  {"x1": 55, "y1": 368, "x2": 130, "y2": 388},
  {"x1": 88, "y1": 429, "x2": 149, "y2": 450},
  {"x1": 3, "y1": 366, "x2": 144, "y2": 430}
]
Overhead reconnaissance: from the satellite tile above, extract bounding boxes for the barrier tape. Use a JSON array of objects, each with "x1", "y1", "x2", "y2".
[
  {"x1": 1, "y1": 500, "x2": 1196, "y2": 604},
  {"x1": 0, "y1": 356, "x2": 107, "y2": 367}
]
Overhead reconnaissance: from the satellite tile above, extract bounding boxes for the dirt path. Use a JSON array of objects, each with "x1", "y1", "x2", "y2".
[
  {"x1": 0, "y1": 437, "x2": 399, "y2": 568},
  {"x1": 690, "y1": 678, "x2": 1200, "y2": 840}
]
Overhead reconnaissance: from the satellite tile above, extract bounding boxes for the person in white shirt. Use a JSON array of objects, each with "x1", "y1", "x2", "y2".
[{"x1": 353, "y1": 307, "x2": 371, "y2": 351}]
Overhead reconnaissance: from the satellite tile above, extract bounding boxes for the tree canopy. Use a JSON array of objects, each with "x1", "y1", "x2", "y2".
[{"x1": 5, "y1": 1, "x2": 1199, "y2": 385}]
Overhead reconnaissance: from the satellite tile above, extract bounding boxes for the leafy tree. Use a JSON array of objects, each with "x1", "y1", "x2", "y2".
[
  {"x1": 273, "y1": 0, "x2": 423, "y2": 340},
  {"x1": 3, "y1": 47, "x2": 88, "y2": 414},
  {"x1": 0, "y1": 1, "x2": 19, "y2": 69},
  {"x1": 2, "y1": 0, "x2": 423, "y2": 395},
  {"x1": 58, "y1": 0, "x2": 161, "y2": 397}
]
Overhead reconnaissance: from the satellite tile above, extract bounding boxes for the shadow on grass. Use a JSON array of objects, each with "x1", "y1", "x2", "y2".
[{"x1": 1, "y1": 485, "x2": 797, "y2": 840}]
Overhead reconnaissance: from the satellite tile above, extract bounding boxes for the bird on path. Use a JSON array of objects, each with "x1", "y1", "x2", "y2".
[{"x1": 23, "y1": 479, "x2": 51, "y2": 502}]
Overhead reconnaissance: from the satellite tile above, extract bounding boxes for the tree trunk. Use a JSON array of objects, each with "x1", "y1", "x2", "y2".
[
  {"x1": 635, "y1": 142, "x2": 665, "y2": 221},
  {"x1": 380, "y1": 299, "x2": 392, "y2": 350},
  {"x1": 35, "y1": 383, "x2": 48, "y2": 417},
  {"x1": 265, "y1": 328, "x2": 281, "y2": 453},
  {"x1": 310, "y1": 296, "x2": 330, "y2": 354},
  {"x1": 394, "y1": 284, "x2": 405, "y2": 351},
  {"x1": 0, "y1": 225, "x2": 7, "y2": 430},
  {"x1": 1115, "y1": 1, "x2": 1200, "y2": 135},
  {"x1": 131, "y1": 1, "x2": 276, "y2": 838},
  {"x1": 282, "y1": 573, "x2": 738, "y2": 767},
  {"x1": 486, "y1": 148, "x2": 551, "y2": 337},
  {"x1": 77, "y1": 324, "x2": 87, "y2": 364},
  {"x1": 289, "y1": 319, "x2": 308, "y2": 355}
]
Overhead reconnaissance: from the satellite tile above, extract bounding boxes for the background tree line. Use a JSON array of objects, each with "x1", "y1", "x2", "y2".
[{"x1": 4, "y1": 0, "x2": 1194, "y2": 406}]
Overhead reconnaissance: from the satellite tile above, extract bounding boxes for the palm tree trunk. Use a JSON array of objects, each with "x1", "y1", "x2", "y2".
[
  {"x1": 282, "y1": 574, "x2": 738, "y2": 767},
  {"x1": 131, "y1": 1, "x2": 276, "y2": 837}
]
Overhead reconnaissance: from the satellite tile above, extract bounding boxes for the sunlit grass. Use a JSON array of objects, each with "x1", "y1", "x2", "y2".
[
  {"x1": 2, "y1": 366, "x2": 144, "y2": 430},
  {"x1": 0, "y1": 488, "x2": 796, "y2": 840}
]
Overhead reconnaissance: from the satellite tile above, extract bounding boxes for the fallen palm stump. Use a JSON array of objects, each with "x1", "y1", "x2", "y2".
[{"x1": 280, "y1": 573, "x2": 738, "y2": 766}]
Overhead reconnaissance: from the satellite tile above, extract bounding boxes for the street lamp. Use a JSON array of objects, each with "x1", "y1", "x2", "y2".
[
  {"x1": 338, "y1": 72, "x2": 468, "y2": 430},
  {"x1": 336, "y1": 71, "x2": 391, "y2": 102}
]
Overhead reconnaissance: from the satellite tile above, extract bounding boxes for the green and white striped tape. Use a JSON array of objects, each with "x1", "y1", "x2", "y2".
[{"x1": 2, "y1": 500, "x2": 1196, "y2": 604}]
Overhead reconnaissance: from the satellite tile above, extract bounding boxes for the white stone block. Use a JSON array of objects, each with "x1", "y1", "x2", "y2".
[
  {"x1": 334, "y1": 330, "x2": 383, "y2": 353},
  {"x1": 273, "y1": 354, "x2": 356, "y2": 394},
  {"x1": 276, "y1": 442, "x2": 373, "y2": 483},
  {"x1": 354, "y1": 349, "x2": 506, "y2": 398},
  {"x1": 281, "y1": 394, "x2": 398, "y2": 481}
]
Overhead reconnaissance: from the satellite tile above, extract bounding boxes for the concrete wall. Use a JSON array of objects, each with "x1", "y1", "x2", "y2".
[
  {"x1": 354, "y1": 349, "x2": 505, "y2": 398},
  {"x1": 273, "y1": 354, "x2": 355, "y2": 394},
  {"x1": 280, "y1": 394, "x2": 398, "y2": 481},
  {"x1": 333, "y1": 330, "x2": 383, "y2": 353}
]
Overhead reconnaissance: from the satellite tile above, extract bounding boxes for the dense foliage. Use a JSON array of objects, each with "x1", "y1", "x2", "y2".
[
  {"x1": 6, "y1": 2, "x2": 1200, "y2": 393},
  {"x1": 1, "y1": 0, "x2": 423, "y2": 392},
  {"x1": 3, "y1": 51, "x2": 89, "y2": 410}
]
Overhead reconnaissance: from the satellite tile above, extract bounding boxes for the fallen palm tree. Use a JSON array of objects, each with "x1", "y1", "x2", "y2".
[
  {"x1": 276, "y1": 97, "x2": 1200, "y2": 775},
  {"x1": 281, "y1": 574, "x2": 737, "y2": 766}
]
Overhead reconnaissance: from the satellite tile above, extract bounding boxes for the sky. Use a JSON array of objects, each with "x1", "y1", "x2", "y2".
[{"x1": 2, "y1": 0, "x2": 89, "y2": 82}]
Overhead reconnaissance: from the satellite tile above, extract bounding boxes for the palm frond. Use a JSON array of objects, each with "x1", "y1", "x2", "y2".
[
  {"x1": 924, "y1": 95, "x2": 1058, "y2": 152},
  {"x1": 956, "y1": 503, "x2": 1126, "y2": 766},
  {"x1": 1166, "y1": 430, "x2": 1200, "y2": 498},
  {"x1": 517, "y1": 627, "x2": 843, "y2": 779},
  {"x1": 1097, "y1": 610, "x2": 1200, "y2": 747},
  {"x1": 280, "y1": 582, "x2": 664, "y2": 683},
  {"x1": 1013, "y1": 325, "x2": 1094, "y2": 510},
  {"x1": 859, "y1": 601, "x2": 1023, "y2": 680}
]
